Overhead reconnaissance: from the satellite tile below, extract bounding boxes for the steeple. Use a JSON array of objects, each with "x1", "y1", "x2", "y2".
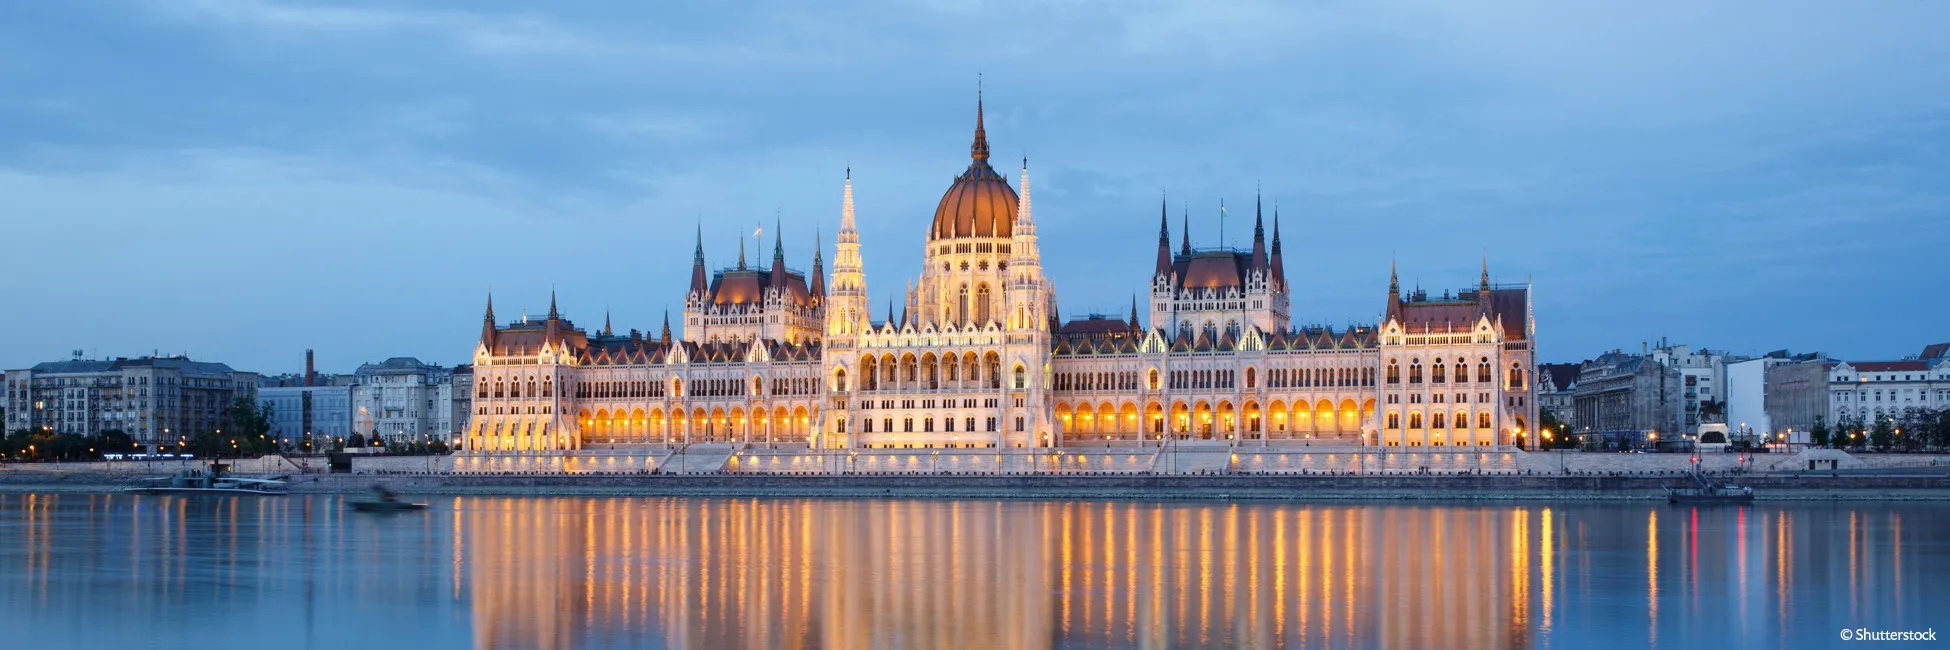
[
  {"x1": 603, "y1": 308, "x2": 613, "y2": 337},
  {"x1": 769, "y1": 217, "x2": 786, "y2": 288},
  {"x1": 1478, "y1": 256, "x2": 1493, "y2": 311},
  {"x1": 660, "y1": 309, "x2": 672, "y2": 344},
  {"x1": 737, "y1": 232, "x2": 747, "y2": 270},
  {"x1": 886, "y1": 299, "x2": 895, "y2": 329},
  {"x1": 809, "y1": 231, "x2": 826, "y2": 298},
  {"x1": 479, "y1": 291, "x2": 497, "y2": 348},
  {"x1": 544, "y1": 288, "x2": 561, "y2": 344},
  {"x1": 1129, "y1": 294, "x2": 1141, "y2": 331},
  {"x1": 1179, "y1": 207, "x2": 1191, "y2": 256},
  {"x1": 689, "y1": 224, "x2": 708, "y2": 297},
  {"x1": 1249, "y1": 192, "x2": 1267, "y2": 272},
  {"x1": 1386, "y1": 257, "x2": 1403, "y2": 324},
  {"x1": 1269, "y1": 208, "x2": 1286, "y2": 290},
  {"x1": 1016, "y1": 156, "x2": 1033, "y2": 233},
  {"x1": 1155, "y1": 193, "x2": 1173, "y2": 278},
  {"x1": 970, "y1": 79, "x2": 989, "y2": 164}
]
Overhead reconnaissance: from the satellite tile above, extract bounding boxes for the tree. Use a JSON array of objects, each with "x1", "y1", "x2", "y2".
[
  {"x1": 1810, "y1": 415, "x2": 1830, "y2": 449},
  {"x1": 1538, "y1": 410, "x2": 1574, "y2": 451},
  {"x1": 1869, "y1": 417, "x2": 1895, "y2": 452},
  {"x1": 226, "y1": 397, "x2": 274, "y2": 441}
]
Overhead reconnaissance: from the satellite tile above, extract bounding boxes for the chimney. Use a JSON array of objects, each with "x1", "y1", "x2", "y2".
[{"x1": 305, "y1": 349, "x2": 315, "y2": 387}]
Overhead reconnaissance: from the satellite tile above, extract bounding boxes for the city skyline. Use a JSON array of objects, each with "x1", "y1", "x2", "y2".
[{"x1": 4, "y1": 1, "x2": 1949, "y2": 374}]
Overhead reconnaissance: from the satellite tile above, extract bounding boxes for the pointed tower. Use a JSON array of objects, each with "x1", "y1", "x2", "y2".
[
  {"x1": 1154, "y1": 194, "x2": 1173, "y2": 279},
  {"x1": 1478, "y1": 256, "x2": 1493, "y2": 312},
  {"x1": 1249, "y1": 193, "x2": 1268, "y2": 273},
  {"x1": 829, "y1": 167, "x2": 869, "y2": 340},
  {"x1": 1385, "y1": 258, "x2": 1404, "y2": 324},
  {"x1": 1128, "y1": 294, "x2": 1141, "y2": 332},
  {"x1": 1269, "y1": 208, "x2": 1286, "y2": 290},
  {"x1": 737, "y1": 233, "x2": 747, "y2": 270},
  {"x1": 479, "y1": 292, "x2": 497, "y2": 350},
  {"x1": 660, "y1": 309, "x2": 672, "y2": 345},
  {"x1": 769, "y1": 217, "x2": 786, "y2": 289},
  {"x1": 1179, "y1": 208, "x2": 1191, "y2": 256},
  {"x1": 689, "y1": 225, "x2": 708, "y2": 299},
  {"x1": 603, "y1": 309, "x2": 613, "y2": 337},
  {"x1": 809, "y1": 232, "x2": 826, "y2": 301},
  {"x1": 1006, "y1": 156, "x2": 1050, "y2": 332},
  {"x1": 544, "y1": 289, "x2": 562, "y2": 345}
]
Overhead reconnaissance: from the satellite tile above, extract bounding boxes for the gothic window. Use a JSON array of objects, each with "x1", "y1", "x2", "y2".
[
  {"x1": 1386, "y1": 412, "x2": 1400, "y2": 429},
  {"x1": 1409, "y1": 412, "x2": 1423, "y2": 429},
  {"x1": 1386, "y1": 360, "x2": 1400, "y2": 385},
  {"x1": 1148, "y1": 369, "x2": 1160, "y2": 390},
  {"x1": 976, "y1": 284, "x2": 991, "y2": 324},
  {"x1": 1409, "y1": 360, "x2": 1423, "y2": 384},
  {"x1": 1479, "y1": 412, "x2": 1491, "y2": 429},
  {"x1": 1432, "y1": 360, "x2": 1447, "y2": 384},
  {"x1": 835, "y1": 369, "x2": 848, "y2": 392},
  {"x1": 1246, "y1": 367, "x2": 1256, "y2": 389},
  {"x1": 753, "y1": 377, "x2": 764, "y2": 396},
  {"x1": 1433, "y1": 412, "x2": 1447, "y2": 429},
  {"x1": 1508, "y1": 363, "x2": 1526, "y2": 389},
  {"x1": 958, "y1": 284, "x2": 970, "y2": 326},
  {"x1": 1454, "y1": 362, "x2": 1469, "y2": 384},
  {"x1": 1478, "y1": 358, "x2": 1492, "y2": 383},
  {"x1": 1014, "y1": 365, "x2": 1026, "y2": 390}
]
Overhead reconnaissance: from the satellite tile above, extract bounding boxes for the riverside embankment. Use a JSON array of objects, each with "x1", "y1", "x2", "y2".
[{"x1": 5, "y1": 469, "x2": 1949, "y2": 501}]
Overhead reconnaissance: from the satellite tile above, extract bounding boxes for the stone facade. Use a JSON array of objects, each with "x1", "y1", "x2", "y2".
[
  {"x1": 3, "y1": 356, "x2": 258, "y2": 445},
  {"x1": 462, "y1": 97, "x2": 1538, "y2": 454},
  {"x1": 1572, "y1": 351, "x2": 1681, "y2": 442}
]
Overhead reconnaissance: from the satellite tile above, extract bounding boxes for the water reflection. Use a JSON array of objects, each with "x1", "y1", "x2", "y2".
[{"x1": 1, "y1": 494, "x2": 1945, "y2": 649}]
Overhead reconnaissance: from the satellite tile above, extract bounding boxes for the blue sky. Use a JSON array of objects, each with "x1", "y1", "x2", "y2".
[{"x1": 2, "y1": 1, "x2": 1946, "y2": 374}]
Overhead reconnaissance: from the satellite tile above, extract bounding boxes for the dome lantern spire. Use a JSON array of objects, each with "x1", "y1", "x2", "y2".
[{"x1": 971, "y1": 76, "x2": 989, "y2": 164}]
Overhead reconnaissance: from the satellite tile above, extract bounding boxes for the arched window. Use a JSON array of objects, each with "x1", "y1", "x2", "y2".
[
  {"x1": 1478, "y1": 412, "x2": 1491, "y2": 429},
  {"x1": 1386, "y1": 360, "x2": 1400, "y2": 385},
  {"x1": 1148, "y1": 369, "x2": 1160, "y2": 390},
  {"x1": 672, "y1": 378, "x2": 684, "y2": 398},
  {"x1": 958, "y1": 284, "x2": 970, "y2": 326},
  {"x1": 1246, "y1": 367, "x2": 1257, "y2": 389},
  {"x1": 752, "y1": 377, "x2": 763, "y2": 396},
  {"x1": 1454, "y1": 362, "x2": 1469, "y2": 384},
  {"x1": 835, "y1": 368, "x2": 848, "y2": 392},
  {"x1": 1409, "y1": 360, "x2": 1423, "y2": 384},
  {"x1": 976, "y1": 284, "x2": 991, "y2": 324},
  {"x1": 1013, "y1": 365, "x2": 1027, "y2": 390},
  {"x1": 1478, "y1": 358, "x2": 1492, "y2": 383},
  {"x1": 1386, "y1": 412, "x2": 1401, "y2": 429},
  {"x1": 1432, "y1": 359, "x2": 1447, "y2": 384},
  {"x1": 1508, "y1": 362, "x2": 1525, "y2": 389},
  {"x1": 1432, "y1": 412, "x2": 1447, "y2": 429},
  {"x1": 1408, "y1": 412, "x2": 1423, "y2": 429}
]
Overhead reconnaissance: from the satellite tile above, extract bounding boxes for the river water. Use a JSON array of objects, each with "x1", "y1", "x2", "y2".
[{"x1": 0, "y1": 493, "x2": 1938, "y2": 649}]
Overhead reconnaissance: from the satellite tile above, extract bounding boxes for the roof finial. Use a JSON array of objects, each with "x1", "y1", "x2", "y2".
[
  {"x1": 1389, "y1": 255, "x2": 1400, "y2": 294},
  {"x1": 1480, "y1": 254, "x2": 1491, "y2": 292},
  {"x1": 547, "y1": 286, "x2": 559, "y2": 320},
  {"x1": 603, "y1": 308, "x2": 613, "y2": 336},
  {"x1": 970, "y1": 74, "x2": 990, "y2": 163}
]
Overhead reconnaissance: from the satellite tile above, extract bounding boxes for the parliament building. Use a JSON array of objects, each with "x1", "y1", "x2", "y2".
[{"x1": 464, "y1": 97, "x2": 1538, "y2": 456}]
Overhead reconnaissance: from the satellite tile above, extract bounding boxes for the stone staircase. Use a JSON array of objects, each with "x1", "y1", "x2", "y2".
[{"x1": 663, "y1": 444, "x2": 737, "y2": 474}]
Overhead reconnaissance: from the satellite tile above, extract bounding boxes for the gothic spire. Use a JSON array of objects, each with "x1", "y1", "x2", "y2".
[
  {"x1": 1250, "y1": 191, "x2": 1268, "y2": 272},
  {"x1": 810, "y1": 229, "x2": 826, "y2": 298},
  {"x1": 1269, "y1": 207, "x2": 1286, "y2": 290},
  {"x1": 1155, "y1": 192, "x2": 1173, "y2": 278},
  {"x1": 690, "y1": 223, "x2": 708, "y2": 296},
  {"x1": 970, "y1": 78, "x2": 990, "y2": 164},
  {"x1": 737, "y1": 231, "x2": 747, "y2": 270},
  {"x1": 603, "y1": 308, "x2": 613, "y2": 337},
  {"x1": 769, "y1": 217, "x2": 786, "y2": 287},
  {"x1": 1180, "y1": 206, "x2": 1191, "y2": 256},
  {"x1": 1129, "y1": 293, "x2": 1141, "y2": 331},
  {"x1": 480, "y1": 291, "x2": 497, "y2": 347},
  {"x1": 547, "y1": 288, "x2": 559, "y2": 320},
  {"x1": 1480, "y1": 256, "x2": 1492, "y2": 292},
  {"x1": 660, "y1": 309, "x2": 672, "y2": 344}
]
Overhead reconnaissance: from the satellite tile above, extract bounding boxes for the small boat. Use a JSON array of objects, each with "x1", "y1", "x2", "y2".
[
  {"x1": 349, "y1": 486, "x2": 427, "y2": 512},
  {"x1": 1666, "y1": 470, "x2": 1754, "y2": 504},
  {"x1": 124, "y1": 463, "x2": 288, "y2": 496}
]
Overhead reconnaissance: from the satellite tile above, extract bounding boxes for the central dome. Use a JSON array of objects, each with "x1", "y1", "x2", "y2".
[{"x1": 929, "y1": 96, "x2": 1017, "y2": 241}]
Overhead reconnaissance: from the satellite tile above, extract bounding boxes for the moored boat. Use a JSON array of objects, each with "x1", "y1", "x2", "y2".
[{"x1": 123, "y1": 463, "x2": 288, "y2": 496}]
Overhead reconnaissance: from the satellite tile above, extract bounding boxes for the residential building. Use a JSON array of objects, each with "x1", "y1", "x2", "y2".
[
  {"x1": 1536, "y1": 362, "x2": 1580, "y2": 431},
  {"x1": 1826, "y1": 343, "x2": 1950, "y2": 430},
  {"x1": 1572, "y1": 351, "x2": 1682, "y2": 446},
  {"x1": 1646, "y1": 343, "x2": 1735, "y2": 437},
  {"x1": 352, "y1": 357, "x2": 455, "y2": 442},
  {"x1": 4, "y1": 355, "x2": 258, "y2": 446},
  {"x1": 1765, "y1": 357, "x2": 1831, "y2": 440}
]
